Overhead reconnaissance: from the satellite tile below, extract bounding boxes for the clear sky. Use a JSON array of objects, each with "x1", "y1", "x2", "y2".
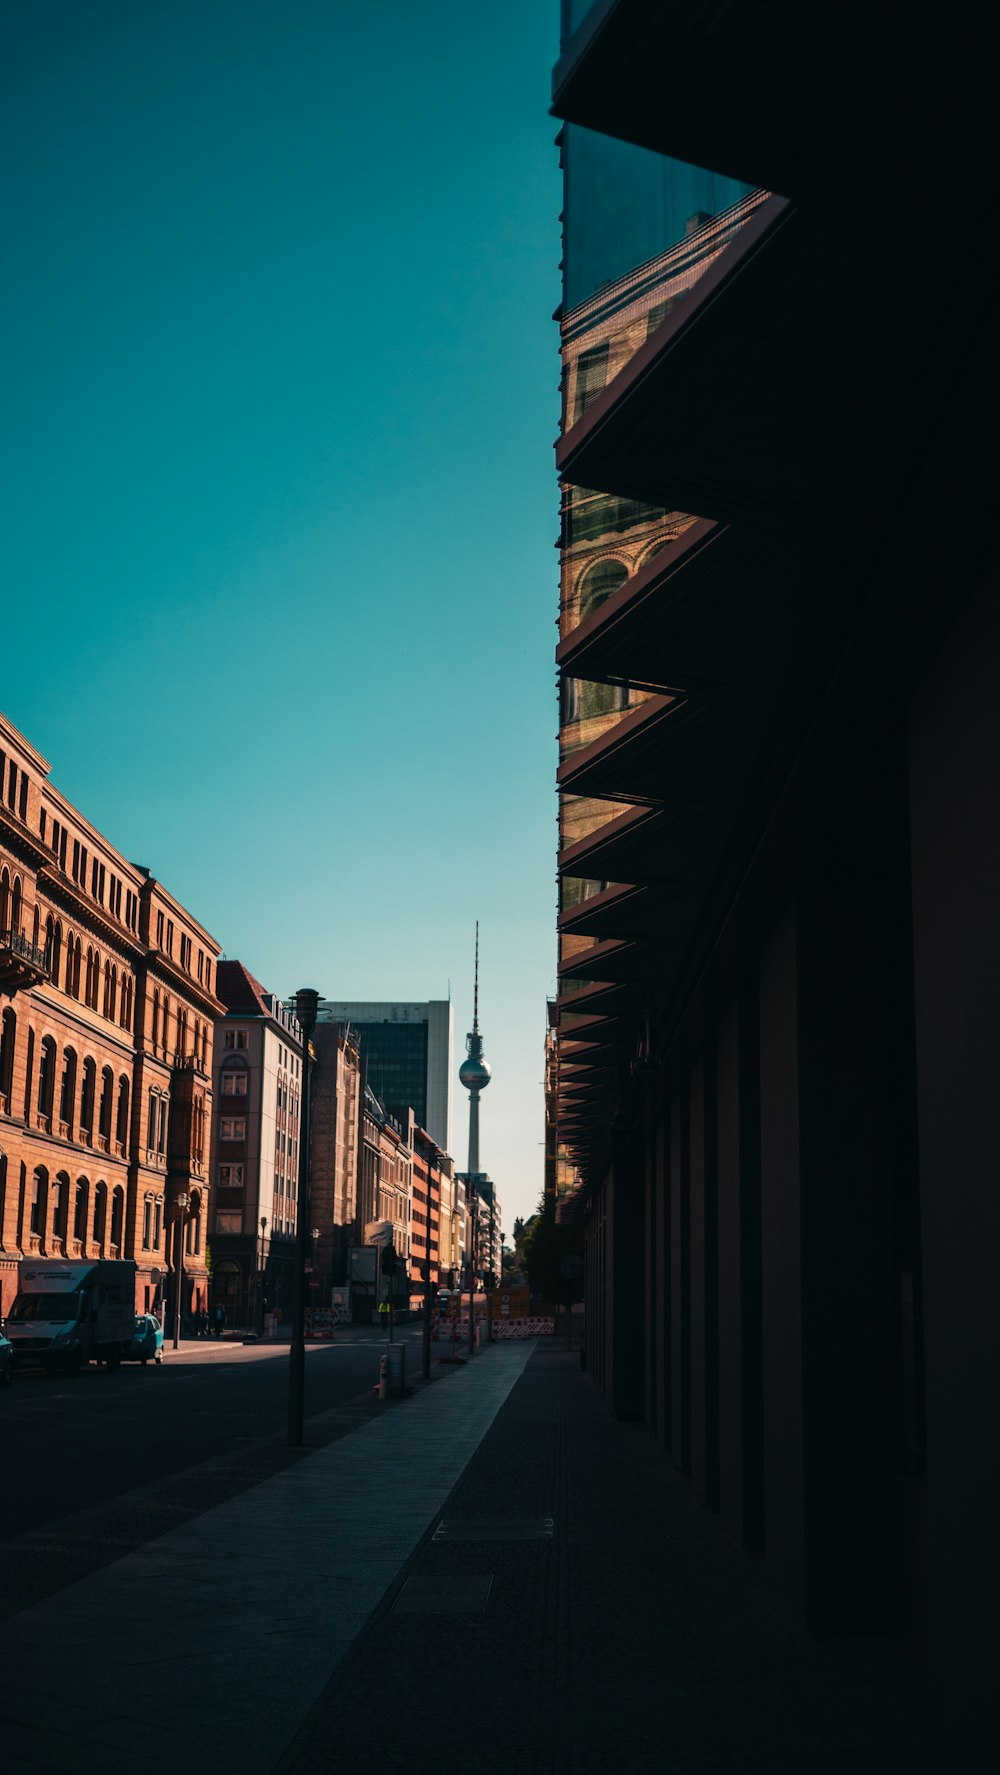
[{"x1": 2, "y1": 0, "x2": 562, "y2": 1230}]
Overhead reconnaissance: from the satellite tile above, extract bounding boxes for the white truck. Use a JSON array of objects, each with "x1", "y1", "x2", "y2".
[{"x1": 4, "y1": 1258, "x2": 136, "y2": 1373}]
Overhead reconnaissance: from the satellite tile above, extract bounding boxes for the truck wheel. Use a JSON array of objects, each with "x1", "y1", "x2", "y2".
[
  {"x1": 67, "y1": 1349, "x2": 84, "y2": 1376},
  {"x1": 106, "y1": 1349, "x2": 121, "y2": 1372}
]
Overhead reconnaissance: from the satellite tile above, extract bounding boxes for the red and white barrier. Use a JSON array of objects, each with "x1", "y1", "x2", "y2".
[{"x1": 492, "y1": 1317, "x2": 555, "y2": 1339}]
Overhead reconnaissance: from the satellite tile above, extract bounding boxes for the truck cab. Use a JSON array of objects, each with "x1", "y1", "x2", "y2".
[{"x1": 5, "y1": 1259, "x2": 137, "y2": 1373}]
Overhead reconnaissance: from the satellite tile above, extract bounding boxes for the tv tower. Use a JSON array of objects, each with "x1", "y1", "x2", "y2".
[{"x1": 458, "y1": 922, "x2": 491, "y2": 1175}]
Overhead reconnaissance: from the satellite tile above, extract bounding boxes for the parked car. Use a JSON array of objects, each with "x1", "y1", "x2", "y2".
[
  {"x1": 0, "y1": 1324, "x2": 13, "y2": 1387},
  {"x1": 124, "y1": 1314, "x2": 164, "y2": 1366}
]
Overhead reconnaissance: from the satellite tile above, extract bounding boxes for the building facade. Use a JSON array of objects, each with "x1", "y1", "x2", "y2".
[
  {"x1": 410, "y1": 1127, "x2": 448, "y2": 1301},
  {"x1": 317, "y1": 998, "x2": 453, "y2": 1153},
  {"x1": 551, "y1": 3, "x2": 1000, "y2": 1761},
  {"x1": 208, "y1": 961, "x2": 302, "y2": 1326},
  {"x1": 308, "y1": 1020, "x2": 361, "y2": 1297},
  {"x1": 1, "y1": 711, "x2": 221, "y2": 1322}
]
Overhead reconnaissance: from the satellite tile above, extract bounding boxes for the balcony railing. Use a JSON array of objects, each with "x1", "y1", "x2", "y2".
[
  {"x1": 172, "y1": 1050, "x2": 207, "y2": 1076},
  {"x1": 0, "y1": 926, "x2": 49, "y2": 995}
]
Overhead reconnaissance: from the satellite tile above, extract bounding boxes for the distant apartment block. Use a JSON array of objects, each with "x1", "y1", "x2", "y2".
[{"x1": 208, "y1": 961, "x2": 303, "y2": 1326}]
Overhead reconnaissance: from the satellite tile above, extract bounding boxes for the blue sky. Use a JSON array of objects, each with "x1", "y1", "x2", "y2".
[{"x1": 2, "y1": 0, "x2": 562, "y2": 1227}]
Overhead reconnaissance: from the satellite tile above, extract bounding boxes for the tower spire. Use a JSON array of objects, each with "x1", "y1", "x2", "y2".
[{"x1": 459, "y1": 921, "x2": 491, "y2": 1178}]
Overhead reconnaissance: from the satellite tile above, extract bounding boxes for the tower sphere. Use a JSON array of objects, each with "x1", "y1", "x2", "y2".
[{"x1": 459, "y1": 1052, "x2": 492, "y2": 1093}]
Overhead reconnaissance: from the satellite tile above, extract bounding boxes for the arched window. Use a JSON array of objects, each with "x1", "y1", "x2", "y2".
[
  {"x1": 109, "y1": 964, "x2": 118, "y2": 1021},
  {"x1": 0, "y1": 1006, "x2": 16, "y2": 1108},
  {"x1": 154, "y1": 1194, "x2": 163, "y2": 1249},
  {"x1": 213, "y1": 1260, "x2": 241, "y2": 1301},
  {"x1": 32, "y1": 904, "x2": 40, "y2": 948},
  {"x1": 59, "y1": 1047, "x2": 77, "y2": 1134},
  {"x1": 73, "y1": 937, "x2": 82, "y2": 998},
  {"x1": 0, "y1": 865, "x2": 10, "y2": 932},
  {"x1": 152, "y1": 988, "x2": 160, "y2": 1048},
  {"x1": 37, "y1": 1036, "x2": 57, "y2": 1125},
  {"x1": 30, "y1": 1166, "x2": 48, "y2": 1238},
  {"x1": 110, "y1": 1186, "x2": 124, "y2": 1250},
  {"x1": 98, "y1": 1066, "x2": 114, "y2": 1143},
  {"x1": 23, "y1": 1027, "x2": 34, "y2": 1122},
  {"x1": 52, "y1": 1171, "x2": 70, "y2": 1245},
  {"x1": 0, "y1": 1152, "x2": 7, "y2": 1251},
  {"x1": 44, "y1": 914, "x2": 57, "y2": 978},
  {"x1": 116, "y1": 1075, "x2": 130, "y2": 1152},
  {"x1": 121, "y1": 976, "x2": 133, "y2": 1030},
  {"x1": 80, "y1": 1057, "x2": 96, "y2": 1140},
  {"x1": 85, "y1": 947, "x2": 95, "y2": 1006},
  {"x1": 103, "y1": 959, "x2": 112, "y2": 1018},
  {"x1": 74, "y1": 1177, "x2": 89, "y2": 1244},
  {"x1": 92, "y1": 1180, "x2": 107, "y2": 1246},
  {"x1": 11, "y1": 876, "x2": 22, "y2": 936},
  {"x1": 142, "y1": 1193, "x2": 154, "y2": 1250},
  {"x1": 577, "y1": 556, "x2": 629, "y2": 623}
]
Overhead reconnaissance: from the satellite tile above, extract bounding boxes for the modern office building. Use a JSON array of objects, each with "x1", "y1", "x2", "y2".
[
  {"x1": 207, "y1": 961, "x2": 303, "y2": 1326},
  {"x1": 316, "y1": 998, "x2": 453, "y2": 1153},
  {"x1": 551, "y1": 2, "x2": 998, "y2": 1761},
  {"x1": 1, "y1": 710, "x2": 221, "y2": 1324}
]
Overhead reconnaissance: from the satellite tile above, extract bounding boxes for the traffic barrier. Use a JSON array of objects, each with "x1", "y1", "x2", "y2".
[{"x1": 492, "y1": 1318, "x2": 556, "y2": 1339}]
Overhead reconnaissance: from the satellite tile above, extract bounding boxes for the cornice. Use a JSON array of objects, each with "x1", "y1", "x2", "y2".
[
  {"x1": 26, "y1": 987, "x2": 138, "y2": 1062},
  {"x1": 139, "y1": 946, "x2": 224, "y2": 1019},
  {"x1": 36, "y1": 861, "x2": 145, "y2": 961},
  {"x1": 0, "y1": 806, "x2": 51, "y2": 871}
]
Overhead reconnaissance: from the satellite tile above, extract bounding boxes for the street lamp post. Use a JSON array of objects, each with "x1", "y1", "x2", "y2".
[
  {"x1": 258, "y1": 1216, "x2": 267, "y2": 1336},
  {"x1": 172, "y1": 1190, "x2": 190, "y2": 1350},
  {"x1": 311, "y1": 1227, "x2": 320, "y2": 1329},
  {"x1": 289, "y1": 989, "x2": 318, "y2": 1448}
]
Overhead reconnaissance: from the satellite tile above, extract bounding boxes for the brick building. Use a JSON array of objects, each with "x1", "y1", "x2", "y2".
[
  {"x1": 0, "y1": 711, "x2": 221, "y2": 1322},
  {"x1": 208, "y1": 961, "x2": 303, "y2": 1326},
  {"x1": 410, "y1": 1127, "x2": 448, "y2": 1303},
  {"x1": 307, "y1": 1021, "x2": 361, "y2": 1298},
  {"x1": 358, "y1": 1084, "x2": 412, "y2": 1289}
]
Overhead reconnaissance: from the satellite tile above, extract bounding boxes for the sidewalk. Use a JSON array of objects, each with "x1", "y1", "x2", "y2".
[{"x1": 2, "y1": 1343, "x2": 933, "y2": 1773}]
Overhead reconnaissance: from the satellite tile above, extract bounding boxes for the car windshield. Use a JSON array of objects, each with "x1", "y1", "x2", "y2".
[{"x1": 8, "y1": 1291, "x2": 81, "y2": 1323}]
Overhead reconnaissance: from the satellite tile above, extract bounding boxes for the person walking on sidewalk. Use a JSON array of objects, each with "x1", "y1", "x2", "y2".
[{"x1": 213, "y1": 1303, "x2": 226, "y2": 1339}]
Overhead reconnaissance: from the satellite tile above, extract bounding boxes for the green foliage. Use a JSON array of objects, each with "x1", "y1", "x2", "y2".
[{"x1": 519, "y1": 1196, "x2": 584, "y2": 1302}]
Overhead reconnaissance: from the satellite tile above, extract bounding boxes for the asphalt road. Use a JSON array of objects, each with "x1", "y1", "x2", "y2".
[{"x1": 0, "y1": 1323, "x2": 427, "y2": 1545}]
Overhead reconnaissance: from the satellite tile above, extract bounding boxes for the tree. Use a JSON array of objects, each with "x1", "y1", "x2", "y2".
[{"x1": 520, "y1": 1196, "x2": 583, "y2": 1304}]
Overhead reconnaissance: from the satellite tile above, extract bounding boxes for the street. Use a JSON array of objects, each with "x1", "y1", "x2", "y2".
[{"x1": 0, "y1": 1322, "x2": 427, "y2": 1621}]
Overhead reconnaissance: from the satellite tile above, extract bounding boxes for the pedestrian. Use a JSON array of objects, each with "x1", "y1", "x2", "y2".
[{"x1": 213, "y1": 1302, "x2": 226, "y2": 1339}]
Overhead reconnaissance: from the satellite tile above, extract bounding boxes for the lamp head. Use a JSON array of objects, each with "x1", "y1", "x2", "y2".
[{"x1": 294, "y1": 987, "x2": 320, "y2": 1036}]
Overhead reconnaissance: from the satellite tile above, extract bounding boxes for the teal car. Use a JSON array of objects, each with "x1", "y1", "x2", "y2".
[{"x1": 125, "y1": 1313, "x2": 164, "y2": 1365}]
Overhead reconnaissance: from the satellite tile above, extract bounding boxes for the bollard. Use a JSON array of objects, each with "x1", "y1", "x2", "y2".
[{"x1": 378, "y1": 1352, "x2": 389, "y2": 1401}]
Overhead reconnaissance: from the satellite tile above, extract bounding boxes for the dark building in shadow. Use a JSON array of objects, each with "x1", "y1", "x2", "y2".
[{"x1": 551, "y1": 3, "x2": 999, "y2": 1761}]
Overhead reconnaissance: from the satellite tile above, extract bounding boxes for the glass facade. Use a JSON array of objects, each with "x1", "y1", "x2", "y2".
[
  {"x1": 352, "y1": 1021, "x2": 428, "y2": 1131},
  {"x1": 562, "y1": 125, "x2": 754, "y2": 313}
]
